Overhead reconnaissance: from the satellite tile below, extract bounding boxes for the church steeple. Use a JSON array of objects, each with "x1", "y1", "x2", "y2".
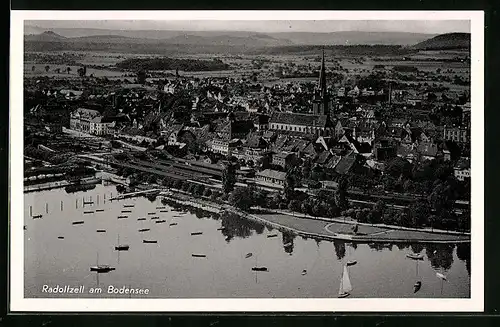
[{"x1": 319, "y1": 48, "x2": 327, "y2": 97}]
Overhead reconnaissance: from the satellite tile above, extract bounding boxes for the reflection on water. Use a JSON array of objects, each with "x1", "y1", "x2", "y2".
[{"x1": 24, "y1": 184, "x2": 471, "y2": 298}]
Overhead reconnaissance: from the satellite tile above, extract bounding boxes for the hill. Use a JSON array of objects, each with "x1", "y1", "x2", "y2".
[
  {"x1": 412, "y1": 33, "x2": 470, "y2": 50},
  {"x1": 24, "y1": 31, "x2": 67, "y2": 42}
]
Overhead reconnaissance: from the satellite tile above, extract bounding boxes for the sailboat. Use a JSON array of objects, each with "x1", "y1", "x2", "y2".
[
  {"x1": 346, "y1": 243, "x2": 357, "y2": 266},
  {"x1": 338, "y1": 265, "x2": 352, "y2": 298},
  {"x1": 114, "y1": 235, "x2": 129, "y2": 251},
  {"x1": 90, "y1": 253, "x2": 115, "y2": 273}
]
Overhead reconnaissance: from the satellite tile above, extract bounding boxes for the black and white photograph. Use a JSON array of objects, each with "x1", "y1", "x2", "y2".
[{"x1": 9, "y1": 11, "x2": 484, "y2": 312}]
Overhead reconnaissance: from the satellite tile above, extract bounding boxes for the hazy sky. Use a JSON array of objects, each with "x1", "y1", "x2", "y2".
[{"x1": 27, "y1": 20, "x2": 470, "y2": 34}]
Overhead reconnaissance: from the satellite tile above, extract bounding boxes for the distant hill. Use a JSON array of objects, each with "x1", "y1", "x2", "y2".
[
  {"x1": 24, "y1": 26, "x2": 434, "y2": 46},
  {"x1": 412, "y1": 33, "x2": 470, "y2": 50},
  {"x1": 25, "y1": 31, "x2": 67, "y2": 42},
  {"x1": 268, "y1": 31, "x2": 434, "y2": 46}
]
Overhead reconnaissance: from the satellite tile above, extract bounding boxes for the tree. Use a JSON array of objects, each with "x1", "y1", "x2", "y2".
[
  {"x1": 66, "y1": 67, "x2": 72, "y2": 74},
  {"x1": 408, "y1": 200, "x2": 430, "y2": 228},
  {"x1": 77, "y1": 66, "x2": 87, "y2": 77},
  {"x1": 288, "y1": 199, "x2": 301, "y2": 213},
  {"x1": 284, "y1": 169, "x2": 297, "y2": 201},
  {"x1": 229, "y1": 187, "x2": 254, "y2": 211},
  {"x1": 222, "y1": 162, "x2": 236, "y2": 194},
  {"x1": 44, "y1": 65, "x2": 50, "y2": 73},
  {"x1": 137, "y1": 70, "x2": 147, "y2": 85},
  {"x1": 334, "y1": 176, "x2": 349, "y2": 211},
  {"x1": 31, "y1": 65, "x2": 35, "y2": 72},
  {"x1": 203, "y1": 188, "x2": 212, "y2": 197}
]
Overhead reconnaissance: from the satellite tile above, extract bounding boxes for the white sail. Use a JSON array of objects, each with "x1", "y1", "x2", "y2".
[{"x1": 339, "y1": 266, "x2": 353, "y2": 295}]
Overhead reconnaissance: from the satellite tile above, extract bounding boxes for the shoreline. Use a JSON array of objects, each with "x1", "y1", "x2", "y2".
[{"x1": 158, "y1": 188, "x2": 471, "y2": 244}]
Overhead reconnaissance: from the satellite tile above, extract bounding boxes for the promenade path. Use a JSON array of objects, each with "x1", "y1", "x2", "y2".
[{"x1": 247, "y1": 212, "x2": 470, "y2": 244}]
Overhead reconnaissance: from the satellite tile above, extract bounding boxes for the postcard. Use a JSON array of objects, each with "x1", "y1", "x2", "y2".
[{"x1": 9, "y1": 10, "x2": 484, "y2": 312}]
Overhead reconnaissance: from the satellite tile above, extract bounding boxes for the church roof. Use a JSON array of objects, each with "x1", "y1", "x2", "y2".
[{"x1": 270, "y1": 112, "x2": 329, "y2": 128}]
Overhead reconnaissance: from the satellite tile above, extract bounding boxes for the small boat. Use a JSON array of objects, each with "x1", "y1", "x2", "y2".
[
  {"x1": 436, "y1": 272, "x2": 447, "y2": 281},
  {"x1": 217, "y1": 227, "x2": 225, "y2": 231},
  {"x1": 90, "y1": 253, "x2": 115, "y2": 273},
  {"x1": 115, "y1": 235, "x2": 129, "y2": 251},
  {"x1": 83, "y1": 201, "x2": 94, "y2": 205},
  {"x1": 191, "y1": 232, "x2": 203, "y2": 236},
  {"x1": 414, "y1": 281, "x2": 422, "y2": 293},
  {"x1": 346, "y1": 260, "x2": 357, "y2": 266},
  {"x1": 155, "y1": 220, "x2": 166, "y2": 224},
  {"x1": 284, "y1": 242, "x2": 293, "y2": 248},
  {"x1": 160, "y1": 210, "x2": 169, "y2": 213},
  {"x1": 137, "y1": 218, "x2": 146, "y2": 221},
  {"x1": 151, "y1": 216, "x2": 159, "y2": 220},
  {"x1": 96, "y1": 209, "x2": 105, "y2": 212},
  {"x1": 192, "y1": 254, "x2": 206, "y2": 258},
  {"x1": 301, "y1": 269, "x2": 307, "y2": 276},
  {"x1": 32, "y1": 214, "x2": 43, "y2": 219},
  {"x1": 406, "y1": 253, "x2": 424, "y2": 260},
  {"x1": 148, "y1": 212, "x2": 156, "y2": 215},
  {"x1": 138, "y1": 228, "x2": 150, "y2": 232},
  {"x1": 58, "y1": 236, "x2": 64, "y2": 240},
  {"x1": 23, "y1": 225, "x2": 27, "y2": 230},
  {"x1": 252, "y1": 267, "x2": 268, "y2": 272},
  {"x1": 84, "y1": 211, "x2": 94, "y2": 214},
  {"x1": 72, "y1": 221, "x2": 84, "y2": 225},
  {"x1": 169, "y1": 223, "x2": 178, "y2": 226},
  {"x1": 143, "y1": 240, "x2": 157, "y2": 244},
  {"x1": 121, "y1": 210, "x2": 132, "y2": 213},
  {"x1": 90, "y1": 265, "x2": 115, "y2": 273},
  {"x1": 96, "y1": 229, "x2": 106, "y2": 233},
  {"x1": 245, "y1": 253, "x2": 253, "y2": 258},
  {"x1": 123, "y1": 204, "x2": 135, "y2": 208},
  {"x1": 117, "y1": 215, "x2": 128, "y2": 219},
  {"x1": 338, "y1": 265, "x2": 353, "y2": 298},
  {"x1": 156, "y1": 206, "x2": 166, "y2": 209},
  {"x1": 267, "y1": 234, "x2": 278, "y2": 238}
]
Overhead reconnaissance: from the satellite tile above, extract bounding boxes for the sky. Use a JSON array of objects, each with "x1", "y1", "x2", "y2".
[{"x1": 26, "y1": 20, "x2": 470, "y2": 34}]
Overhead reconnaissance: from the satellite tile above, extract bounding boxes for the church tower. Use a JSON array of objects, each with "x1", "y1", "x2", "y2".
[{"x1": 312, "y1": 49, "x2": 331, "y2": 116}]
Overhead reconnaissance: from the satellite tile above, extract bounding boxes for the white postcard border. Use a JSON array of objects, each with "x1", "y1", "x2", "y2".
[{"x1": 9, "y1": 10, "x2": 484, "y2": 312}]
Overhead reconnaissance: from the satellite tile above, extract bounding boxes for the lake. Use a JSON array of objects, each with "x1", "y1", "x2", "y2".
[{"x1": 24, "y1": 183, "x2": 470, "y2": 298}]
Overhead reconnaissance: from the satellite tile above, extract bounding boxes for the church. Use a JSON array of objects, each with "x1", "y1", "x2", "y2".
[{"x1": 269, "y1": 50, "x2": 335, "y2": 136}]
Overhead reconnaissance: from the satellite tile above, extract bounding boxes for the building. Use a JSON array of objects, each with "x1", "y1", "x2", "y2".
[
  {"x1": 454, "y1": 158, "x2": 470, "y2": 181},
  {"x1": 269, "y1": 112, "x2": 334, "y2": 136},
  {"x1": 272, "y1": 152, "x2": 297, "y2": 170},
  {"x1": 443, "y1": 126, "x2": 470, "y2": 144},
  {"x1": 255, "y1": 169, "x2": 287, "y2": 186},
  {"x1": 89, "y1": 117, "x2": 114, "y2": 136},
  {"x1": 312, "y1": 50, "x2": 332, "y2": 116}
]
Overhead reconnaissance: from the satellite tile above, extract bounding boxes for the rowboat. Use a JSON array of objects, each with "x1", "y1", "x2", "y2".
[
  {"x1": 143, "y1": 240, "x2": 157, "y2": 244},
  {"x1": 72, "y1": 221, "x2": 84, "y2": 225},
  {"x1": 191, "y1": 232, "x2": 203, "y2": 236},
  {"x1": 192, "y1": 254, "x2": 206, "y2": 258},
  {"x1": 138, "y1": 228, "x2": 150, "y2": 232}
]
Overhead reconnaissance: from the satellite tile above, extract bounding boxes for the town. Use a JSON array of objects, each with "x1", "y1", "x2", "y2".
[
  {"x1": 22, "y1": 23, "x2": 472, "y2": 300},
  {"x1": 25, "y1": 48, "x2": 471, "y2": 233}
]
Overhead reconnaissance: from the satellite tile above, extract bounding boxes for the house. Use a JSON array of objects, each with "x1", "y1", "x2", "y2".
[
  {"x1": 417, "y1": 142, "x2": 439, "y2": 161},
  {"x1": 272, "y1": 152, "x2": 297, "y2": 170},
  {"x1": 89, "y1": 116, "x2": 114, "y2": 136},
  {"x1": 210, "y1": 138, "x2": 241, "y2": 156},
  {"x1": 256, "y1": 169, "x2": 287, "y2": 186},
  {"x1": 454, "y1": 158, "x2": 470, "y2": 181},
  {"x1": 333, "y1": 151, "x2": 366, "y2": 175},
  {"x1": 443, "y1": 126, "x2": 470, "y2": 144},
  {"x1": 166, "y1": 124, "x2": 185, "y2": 146}
]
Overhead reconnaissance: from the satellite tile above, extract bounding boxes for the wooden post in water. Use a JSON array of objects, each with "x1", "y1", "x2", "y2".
[
  {"x1": 45, "y1": 203, "x2": 48, "y2": 214},
  {"x1": 61, "y1": 201, "x2": 63, "y2": 211},
  {"x1": 76, "y1": 199, "x2": 78, "y2": 209},
  {"x1": 29, "y1": 206, "x2": 32, "y2": 217}
]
